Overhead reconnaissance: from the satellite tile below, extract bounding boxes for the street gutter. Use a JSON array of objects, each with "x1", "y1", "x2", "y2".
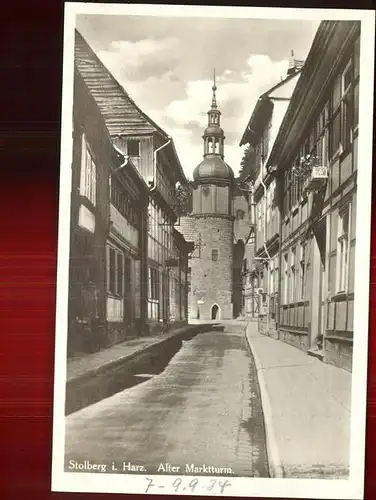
[{"x1": 65, "y1": 324, "x2": 204, "y2": 415}]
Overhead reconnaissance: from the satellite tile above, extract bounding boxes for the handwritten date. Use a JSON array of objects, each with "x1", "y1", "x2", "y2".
[{"x1": 145, "y1": 476, "x2": 232, "y2": 494}]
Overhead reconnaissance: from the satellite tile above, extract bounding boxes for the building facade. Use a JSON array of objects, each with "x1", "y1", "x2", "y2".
[
  {"x1": 266, "y1": 21, "x2": 360, "y2": 371},
  {"x1": 68, "y1": 68, "x2": 149, "y2": 357},
  {"x1": 75, "y1": 31, "x2": 188, "y2": 338},
  {"x1": 232, "y1": 186, "x2": 255, "y2": 318},
  {"x1": 239, "y1": 54, "x2": 303, "y2": 335},
  {"x1": 106, "y1": 149, "x2": 149, "y2": 345}
]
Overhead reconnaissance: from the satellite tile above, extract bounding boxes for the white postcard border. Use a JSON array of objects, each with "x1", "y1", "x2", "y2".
[{"x1": 51, "y1": 4, "x2": 375, "y2": 499}]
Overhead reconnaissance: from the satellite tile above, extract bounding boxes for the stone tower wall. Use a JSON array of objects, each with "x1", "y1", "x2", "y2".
[{"x1": 189, "y1": 215, "x2": 233, "y2": 320}]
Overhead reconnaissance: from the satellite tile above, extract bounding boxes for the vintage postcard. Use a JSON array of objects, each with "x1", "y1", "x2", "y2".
[{"x1": 51, "y1": 3, "x2": 375, "y2": 499}]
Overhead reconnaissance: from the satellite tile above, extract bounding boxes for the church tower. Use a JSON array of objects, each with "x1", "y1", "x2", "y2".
[{"x1": 190, "y1": 72, "x2": 234, "y2": 321}]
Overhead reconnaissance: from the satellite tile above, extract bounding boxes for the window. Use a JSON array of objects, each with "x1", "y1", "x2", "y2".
[
  {"x1": 109, "y1": 248, "x2": 116, "y2": 294},
  {"x1": 332, "y1": 74, "x2": 341, "y2": 112},
  {"x1": 275, "y1": 267, "x2": 279, "y2": 295},
  {"x1": 117, "y1": 253, "x2": 123, "y2": 296},
  {"x1": 283, "y1": 170, "x2": 290, "y2": 217},
  {"x1": 80, "y1": 135, "x2": 97, "y2": 205},
  {"x1": 328, "y1": 49, "x2": 359, "y2": 161},
  {"x1": 108, "y1": 246, "x2": 124, "y2": 297},
  {"x1": 315, "y1": 104, "x2": 329, "y2": 168},
  {"x1": 236, "y1": 209, "x2": 245, "y2": 220},
  {"x1": 353, "y1": 37, "x2": 360, "y2": 130},
  {"x1": 341, "y1": 95, "x2": 353, "y2": 152},
  {"x1": 354, "y1": 37, "x2": 360, "y2": 79},
  {"x1": 290, "y1": 247, "x2": 296, "y2": 303},
  {"x1": 337, "y1": 207, "x2": 350, "y2": 293},
  {"x1": 212, "y1": 249, "x2": 219, "y2": 262},
  {"x1": 266, "y1": 188, "x2": 272, "y2": 221},
  {"x1": 148, "y1": 267, "x2": 160, "y2": 320},
  {"x1": 269, "y1": 260, "x2": 274, "y2": 295},
  {"x1": 127, "y1": 139, "x2": 140, "y2": 156},
  {"x1": 202, "y1": 185, "x2": 210, "y2": 197},
  {"x1": 111, "y1": 177, "x2": 139, "y2": 228},
  {"x1": 299, "y1": 243, "x2": 306, "y2": 301},
  {"x1": 308, "y1": 130, "x2": 315, "y2": 154},
  {"x1": 149, "y1": 267, "x2": 159, "y2": 300},
  {"x1": 257, "y1": 203, "x2": 262, "y2": 231},
  {"x1": 353, "y1": 81, "x2": 359, "y2": 129},
  {"x1": 283, "y1": 253, "x2": 289, "y2": 304},
  {"x1": 342, "y1": 60, "x2": 353, "y2": 95},
  {"x1": 330, "y1": 108, "x2": 341, "y2": 158},
  {"x1": 341, "y1": 60, "x2": 354, "y2": 152}
]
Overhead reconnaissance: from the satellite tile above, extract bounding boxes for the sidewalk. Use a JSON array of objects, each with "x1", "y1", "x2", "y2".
[
  {"x1": 245, "y1": 322, "x2": 352, "y2": 479},
  {"x1": 67, "y1": 323, "x2": 201, "y2": 383}
]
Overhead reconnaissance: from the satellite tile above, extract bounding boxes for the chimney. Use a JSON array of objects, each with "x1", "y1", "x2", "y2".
[
  {"x1": 287, "y1": 49, "x2": 305, "y2": 77},
  {"x1": 287, "y1": 49, "x2": 297, "y2": 76}
]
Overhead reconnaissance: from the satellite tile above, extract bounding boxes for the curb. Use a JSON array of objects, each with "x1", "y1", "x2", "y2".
[{"x1": 245, "y1": 323, "x2": 284, "y2": 478}]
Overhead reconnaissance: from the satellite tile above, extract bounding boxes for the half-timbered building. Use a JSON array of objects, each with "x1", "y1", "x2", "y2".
[
  {"x1": 239, "y1": 52, "x2": 303, "y2": 334},
  {"x1": 74, "y1": 30, "x2": 189, "y2": 335},
  {"x1": 69, "y1": 66, "x2": 149, "y2": 356},
  {"x1": 267, "y1": 21, "x2": 360, "y2": 371}
]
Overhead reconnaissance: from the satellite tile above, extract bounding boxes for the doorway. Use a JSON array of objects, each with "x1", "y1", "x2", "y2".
[{"x1": 211, "y1": 304, "x2": 220, "y2": 320}]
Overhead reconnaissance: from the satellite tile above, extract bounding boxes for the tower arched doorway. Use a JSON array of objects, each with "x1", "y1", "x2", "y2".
[{"x1": 211, "y1": 304, "x2": 220, "y2": 320}]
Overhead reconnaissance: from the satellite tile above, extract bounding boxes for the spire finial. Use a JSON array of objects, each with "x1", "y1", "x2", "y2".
[{"x1": 211, "y1": 68, "x2": 217, "y2": 109}]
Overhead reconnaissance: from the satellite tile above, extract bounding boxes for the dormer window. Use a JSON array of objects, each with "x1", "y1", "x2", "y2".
[{"x1": 127, "y1": 139, "x2": 140, "y2": 157}]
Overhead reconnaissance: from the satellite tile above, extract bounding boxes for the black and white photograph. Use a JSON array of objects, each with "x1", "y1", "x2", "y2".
[{"x1": 51, "y1": 3, "x2": 375, "y2": 499}]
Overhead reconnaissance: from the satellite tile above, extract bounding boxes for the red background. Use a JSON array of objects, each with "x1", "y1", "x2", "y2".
[{"x1": 1, "y1": 1, "x2": 375, "y2": 499}]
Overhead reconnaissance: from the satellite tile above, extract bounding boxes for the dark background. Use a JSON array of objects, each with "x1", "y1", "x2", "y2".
[{"x1": 1, "y1": 1, "x2": 375, "y2": 499}]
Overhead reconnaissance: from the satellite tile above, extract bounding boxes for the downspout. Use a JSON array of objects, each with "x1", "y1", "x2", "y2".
[
  {"x1": 260, "y1": 160, "x2": 271, "y2": 334},
  {"x1": 150, "y1": 137, "x2": 171, "y2": 193},
  {"x1": 149, "y1": 137, "x2": 171, "y2": 325},
  {"x1": 277, "y1": 167, "x2": 283, "y2": 339},
  {"x1": 110, "y1": 143, "x2": 129, "y2": 198},
  {"x1": 249, "y1": 182, "x2": 256, "y2": 318},
  {"x1": 260, "y1": 160, "x2": 272, "y2": 262}
]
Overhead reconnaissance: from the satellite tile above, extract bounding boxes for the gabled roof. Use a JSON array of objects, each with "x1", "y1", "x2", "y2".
[
  {"x1": 239, "y1": 69, "x2": 302, "y2": 147},
  {"x1": 75, "y1": 30, "x2": 167, "y2": 138},
  {"x1": 74, "y1": 29, "x2": 187, "y2": 184}
]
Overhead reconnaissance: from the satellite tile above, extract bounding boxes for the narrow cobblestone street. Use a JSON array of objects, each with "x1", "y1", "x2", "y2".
[{"x1": 65, "y1": 323, "x2": 269, "y2": 478}]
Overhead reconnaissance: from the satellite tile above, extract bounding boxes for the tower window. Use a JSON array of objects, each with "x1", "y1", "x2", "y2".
[
  {"x1": 236, "y1": 209, "x2": 245, "y2": 220},
  {"x1": 212, "y1": 249, "x2": 219, "y2": 262},
  {"x1": 202, "y1": 185, "x2": 210, "y2": 197},
  {"x1": 127, "y1": 139, "x2": 140, "y2": 156}
]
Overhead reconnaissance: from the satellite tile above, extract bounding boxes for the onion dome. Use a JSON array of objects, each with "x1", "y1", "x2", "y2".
[{"x1": 193, "y1": 155, "x2": 234, "y2": 181}]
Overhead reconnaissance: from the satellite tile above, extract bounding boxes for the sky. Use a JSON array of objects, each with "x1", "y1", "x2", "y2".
[{"x1": 76, "y1": 14, "x2": 320, "y2": 179}]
